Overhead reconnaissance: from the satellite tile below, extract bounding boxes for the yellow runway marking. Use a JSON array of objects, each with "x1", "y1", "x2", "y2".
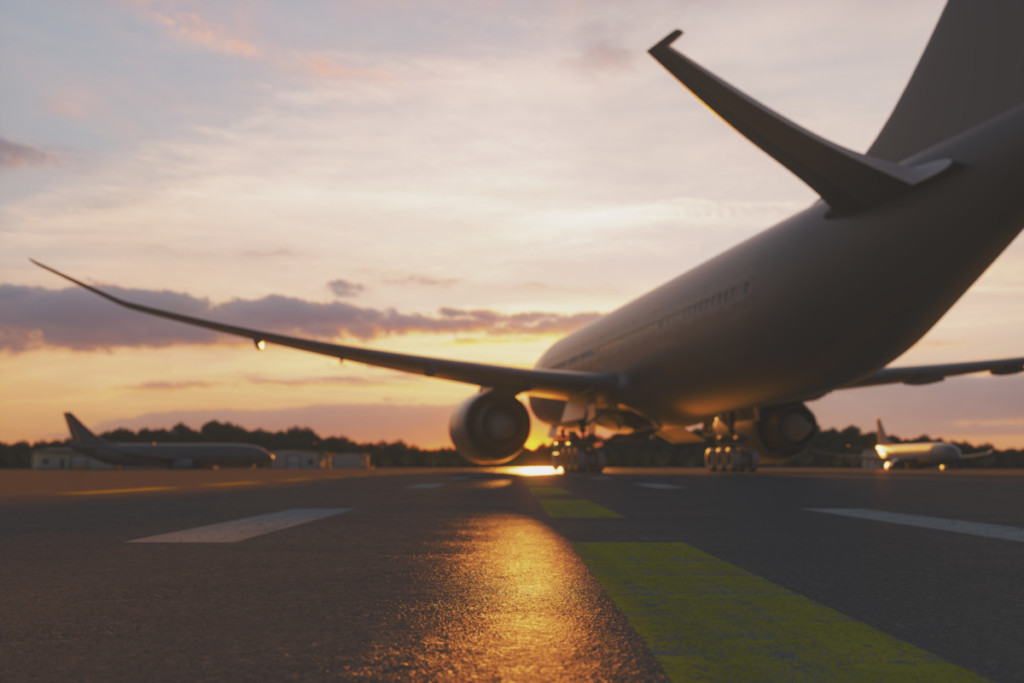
[
  {"x1": 574, "y1": 543, "x2": 984, "y2": 682},
  {"x1": 539, "y1": 499, "x2": 622, "y2": 519},
  {"x1": 282, "y1": 477, "x2": 312, "y2": 482},
  {"x1": 527, "y1": 486, "x2": 572, "y2": 497},
  {"x1": 63, "y1": 486, "x2": 178, "y2": 496},
  {"x1": 202, "y1": 480, "x2": 260, "y2": 488}
]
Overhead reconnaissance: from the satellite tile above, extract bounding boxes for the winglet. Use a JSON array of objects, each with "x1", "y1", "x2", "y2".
[{"x1": 648, "y1": 31, "x2": 953, "y2": 215}]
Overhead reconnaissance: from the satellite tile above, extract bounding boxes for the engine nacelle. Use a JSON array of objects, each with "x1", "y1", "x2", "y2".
[
  {"x1": 725, "y1": 403, "x2": 818, "y2": 457},
  {"x1": 449, "y1": 391, "x2": 531, "y2": 465}
]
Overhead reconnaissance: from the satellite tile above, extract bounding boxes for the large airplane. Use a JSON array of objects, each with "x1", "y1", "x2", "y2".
[
  {"x1": 63, "y1": 413, "x2": 275, "y2": 468},
  {"x1": 33, "y1": 1, "x2": 1024, "y2": 472},
  {"x1": 867, "y1": 418, "x2": 992, "y2": 471}
]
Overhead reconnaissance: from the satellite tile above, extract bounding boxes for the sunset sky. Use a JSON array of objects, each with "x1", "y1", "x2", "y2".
[{"x1": 3, "y1": 0, "x2": 1022, "y2": 449}]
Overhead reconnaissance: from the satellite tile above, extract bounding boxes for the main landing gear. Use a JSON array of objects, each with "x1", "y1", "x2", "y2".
[
  {"x1": 704, "y1": 441, "x2": 759, "y2": 472},
  {"x1": 550, "y1": 431, "x2": 607, "y2": 473}
]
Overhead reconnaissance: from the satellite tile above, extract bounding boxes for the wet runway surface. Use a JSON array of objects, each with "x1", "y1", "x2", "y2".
[{"x1": 1, "y1": 467, "x2": 1021, "y2": 681}]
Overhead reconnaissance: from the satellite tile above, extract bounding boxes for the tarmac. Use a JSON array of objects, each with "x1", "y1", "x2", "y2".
[{"x1": 1, "y1": 466, "x2": 1021, "y2": 681}]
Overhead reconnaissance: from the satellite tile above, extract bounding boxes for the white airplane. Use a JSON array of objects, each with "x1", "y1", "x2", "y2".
[
  {"x1": 34, "y1": 1, "x2": 1024, "y2": 472},
  {"x1": 63, "y1": 413, "x2": 275, "y2": 469},
  {"x1": 867, "y1": 418, "x2": 992, "y2": 471}
]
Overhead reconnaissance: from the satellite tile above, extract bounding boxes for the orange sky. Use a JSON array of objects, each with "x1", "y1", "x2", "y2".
[{"x1": 2, "y1": 0, "x2": 1022, "y2": 449}]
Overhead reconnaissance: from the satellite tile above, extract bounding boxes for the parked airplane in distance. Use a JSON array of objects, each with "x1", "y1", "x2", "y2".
[
  {"x1": 867, "y1": 418, "x2": 992, "y2": 471},
  {"x1": 34, "y1": 1, "x2": 1024, "y2": 472},
  {"x1": 64, "y1": 413, "x2": 275, "y2": 469}
]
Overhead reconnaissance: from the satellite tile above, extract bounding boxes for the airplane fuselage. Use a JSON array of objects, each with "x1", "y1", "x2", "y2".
[
  {"x1": 70, "y1": 442, "x2": 275, "y2": 468},
  {"x1": 871, "y1": 441, "x2": 962, "y2": 469},
  {"x1": 534, "y1": 104, "x2": 1024, "y2": 430}
]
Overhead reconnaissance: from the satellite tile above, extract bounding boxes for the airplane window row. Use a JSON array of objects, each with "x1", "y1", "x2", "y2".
[{"x1": 554, "y1": 281, "x2": 751, "y2": 370}]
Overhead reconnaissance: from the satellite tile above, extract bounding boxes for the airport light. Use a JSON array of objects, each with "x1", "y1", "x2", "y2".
[{"x1": 254, "y1": 338, "x2": 266, "y2": 351}]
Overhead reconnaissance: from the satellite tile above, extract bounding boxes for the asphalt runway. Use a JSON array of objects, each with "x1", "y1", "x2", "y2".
[{"x1": 1, "y1": 467, "x2": 1021, "y2": 681}]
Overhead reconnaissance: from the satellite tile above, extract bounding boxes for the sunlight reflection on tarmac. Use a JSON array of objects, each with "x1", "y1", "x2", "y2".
[{"x1": 339, "y1": 512, "x2": 664, "y2": 681}]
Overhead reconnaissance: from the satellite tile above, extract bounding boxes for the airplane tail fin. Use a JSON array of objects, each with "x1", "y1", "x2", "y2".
[
  {"x1": 869, "y1": 0, "x2": 1024, "y2": 162},
  {"x1": 875, "y1": 418, "x2": 891, "y2": 445},
  {"x1": 65, "y1": 413, "x2": 103, "y2": 445}
]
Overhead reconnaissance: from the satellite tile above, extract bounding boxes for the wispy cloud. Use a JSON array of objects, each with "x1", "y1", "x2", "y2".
[
  {"x1": 385, "y1": 275, "x2": 460, "y2": 288},
  {"x1": 0, "y1": 137, "x2": 56, "y2": 169},
  {"x1": 0, "y1": 284, "x2": 600, "y2": 352},
  {"x1": 129, "y1": 380, "x2": 214, "y2": 391},
  {"x1": 144, "y1": 9, "x2": 259, "y2": 58},
  {"x1": 299, "y1": 53, "x2": 389, "y2": 81}
]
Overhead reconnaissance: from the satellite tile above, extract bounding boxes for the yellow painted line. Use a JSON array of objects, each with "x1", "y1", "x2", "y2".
[
  {"x1": 282, "y1": 477, "x2": 312, "y2": 482},
  {"x1": 63, "y1": 486, "x2": 179, "y2": 496},
  {"x1": 573, "y1": 543, "x2": 985, "y2": 682},
  {"x1": 202, "y1": 480, "x2": 260, "y2": 488},
  {"x1": 539, "y1": 499, "x2": 622, "y2": 519},
  {"x1": 527, "y1": 485, "x2": 573, "y2": 497}
]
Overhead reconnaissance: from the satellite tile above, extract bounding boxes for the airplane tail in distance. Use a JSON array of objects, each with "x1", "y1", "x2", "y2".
[
  {"x1": 65, "y1": 413, "x2": 103, "y2": 445},
  {"x1": 869, "y1": 0, "x2": 1024, "y2": 162},
  {"x1": 875, "y1": 418, "x2": 892, "y2": 445}
]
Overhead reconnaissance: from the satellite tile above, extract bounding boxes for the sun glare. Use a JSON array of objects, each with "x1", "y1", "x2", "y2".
[{"x1": 500, "y1": 465, "x2": 562, "y2": 477}]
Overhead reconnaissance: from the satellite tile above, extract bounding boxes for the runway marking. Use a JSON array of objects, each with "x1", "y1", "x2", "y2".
[
  {"x1": 635, "y1": 483, "x2": 684, "y2": 490},
  {"x1": 281, "y1": 477, "x2": 312, "y2": 482},
  {"x1": 406, "y1": 482, "x2": 444, "y2": 490},
  {"x1": 808, "y1": 508, "x2": 1024, "y2": 543},
  {"x1": 128, "y1": 508, "x2": 349, "y2": 543},
  {"x1": 202, "y1": 480, "x2": 260, "y2": 488},
  {"x1": 574, "y1": 542, "x2": 983, "y2": 682},
  {"x1": 527, "y1": 485, "x2": 572, "y2": 497},
  {"x1": 539, "y1": 499, "x2": 622, "y2": 519},
  {"x1": 63, "y1": 486, "x2": 178, "y2": 496}
]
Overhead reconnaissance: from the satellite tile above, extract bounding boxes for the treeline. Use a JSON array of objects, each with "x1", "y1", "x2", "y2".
[
  {"x1": 1, "y1": 421, "x2": 1022, "y2": 468},
  {"x1": 0, "y1": 420, "x2": 465, "y2": 468}
]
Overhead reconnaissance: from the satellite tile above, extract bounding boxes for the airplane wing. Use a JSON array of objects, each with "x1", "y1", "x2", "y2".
[
  {"x1": 31, "y1": 260, "x2": 621, "y2": 400},
  {"x1": 842, "y1": 357, "x2": 1024, "y2": 388},
  {"x1": 962, "y1": 449, "x2": 995, "y2": 460}
]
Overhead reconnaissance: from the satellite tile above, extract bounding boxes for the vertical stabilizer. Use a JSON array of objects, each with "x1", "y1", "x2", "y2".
[
  {"x1": 65, "y1": 413, "x2": 103, "y2": 445},
  {"x1": 875, "y1": 418, "x2": 891, "y2": 445},
  {"x1": 869, "y1": 0, "x2": 1024, "y2": 161}
]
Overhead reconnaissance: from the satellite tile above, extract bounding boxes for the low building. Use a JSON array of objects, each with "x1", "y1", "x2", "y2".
[
  {"x1": 271, "y1": 450, "x2": 371, "y2": 469},
  {"x1": 31, "y1": 447, "x2": 113, "y2": 470},
  {"x1": 331, "y1": 452, "x2": 371, "y2": 469}
]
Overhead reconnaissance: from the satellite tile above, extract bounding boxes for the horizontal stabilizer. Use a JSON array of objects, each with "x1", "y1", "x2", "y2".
[
  {"x1": 843, "y1": 356, "x2": 1024, "y2": 388},
  {"x1": 648, "y1": 31, "x2": 952, "y2": 215}
]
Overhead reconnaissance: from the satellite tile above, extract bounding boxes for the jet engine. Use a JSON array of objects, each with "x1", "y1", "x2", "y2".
[
  {"x1": 727, "y1": 403, "x2": 818, "y2": 457},
  {"x1": 449, "y1": 391, "x2": 531, "y2": 465}
]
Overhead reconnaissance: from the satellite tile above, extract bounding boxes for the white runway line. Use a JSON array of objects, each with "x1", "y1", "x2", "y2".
[
  {"x1": 406, "y1": 482, "x2": 444, "y2": 489},
  {"x1": 129, "y1": 508, "x2": 349, "y2": 544},
  {"x1": 807, "y1": 508, "x2": 1024, "y2": 544},
  {"x1": 635, "y1": 483, "x2": 684, "y2": 490}
]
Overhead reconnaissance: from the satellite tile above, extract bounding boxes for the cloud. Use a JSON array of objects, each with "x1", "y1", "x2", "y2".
[
  {"x1": 129, "y1": 380, "x2": 214, "y2": 391},
  {"x1": 385, "y1": 275, "x2": 460, "y2": 288},
  {"x1": 300, "y1": 53, "x2": 389, "y2": 81},
  {"x1": 567, "y1": 40, "x2": 633, "y2": 74},
  {"x1": 327, "y1": 278, "x2": 365, "y2": 298},
  {"x1": 0, "y1": 284, "x2": 600, "y2": 352},
  {"x1": 0, "y1": 137, "x2": 56, "y2": 169},
  {"x1": 246, "y1": 375, "x2": 410, "y2": 387},
  {"x1": 145, "y1": 10, "x2": 259, "y2": 58}
]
